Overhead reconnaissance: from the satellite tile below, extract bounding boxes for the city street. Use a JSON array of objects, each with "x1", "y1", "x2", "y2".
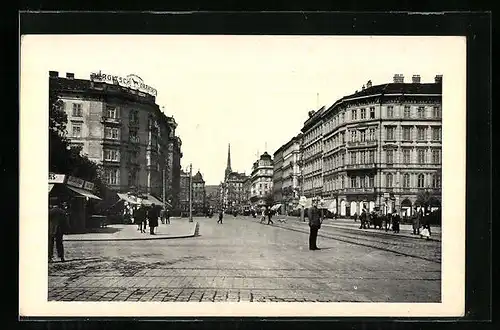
[{"x1": 48, "y1": 216, "x2": 441, "y2": 302}]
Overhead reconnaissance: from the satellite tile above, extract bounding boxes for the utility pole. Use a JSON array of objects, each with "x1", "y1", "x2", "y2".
[{"x1": 189, "y1": 163, "x2": 193, "y2": 222}]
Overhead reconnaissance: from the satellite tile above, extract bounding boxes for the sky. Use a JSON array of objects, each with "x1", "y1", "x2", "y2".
[{"x1": 23, "y1": 35, "x2": 460, "y2": 185}]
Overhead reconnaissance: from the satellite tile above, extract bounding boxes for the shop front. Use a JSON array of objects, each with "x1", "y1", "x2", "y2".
[{"x1": 49, "y1": 173, "x2": 102, "y2": 233}]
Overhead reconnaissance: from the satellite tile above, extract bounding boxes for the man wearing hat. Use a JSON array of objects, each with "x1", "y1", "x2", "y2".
[
  {"x1": 308, "y1": 197, "x2": 322, "y2": 250},
  {"x1": 48, "y1": 197, "x2": 69, "y2": 263}
]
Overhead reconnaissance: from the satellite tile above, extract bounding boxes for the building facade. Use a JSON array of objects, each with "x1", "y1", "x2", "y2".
[
  {"x1": 49, "y1": 71, "x2": 182, "y2": 204},
  {"x1": 179, "y1": 169, "x2": 190, "y2": 216},
  {"x1": 192, "y1": 171, "x2": 206, "y2": 215},
  {"x1": 280, "y1": 134, "x2": 303, "y2": 213},
  {"x1": 204, "y1": 185, "x2": 220, "y2": 211},
  {"x1": 303, "y1": 74, "x2": 442, "y2": 217},
  {"x1": 272, "y1": 147, "x2": 284, "y2": 209},
  {"x1": 222, "y1": 144, "x2": 249, "y2": 211},
  {"x1": 249, "y1": 152, "x2": 274, "y2": 207}
]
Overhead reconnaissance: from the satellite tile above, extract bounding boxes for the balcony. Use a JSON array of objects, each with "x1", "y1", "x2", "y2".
[
  {"x1": 345, "y1": 163, "x2": 377, "y2": 171},
  {"x1": 344, "y1": 187, "x2": 376, "y2": 195},
  {"x1": 346, "y1": 140, "x2": 378, "y2": 149},
  {"x1": 101, "y1": 116, "x2": 122, "y2": 125}
]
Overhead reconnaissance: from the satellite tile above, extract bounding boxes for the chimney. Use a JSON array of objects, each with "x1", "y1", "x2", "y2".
[
  {"x1": 435, "y1": 75, "x2": 443, "y2": 83},
  {"x1": 66, "y1": 72, "x2": 75, "y2": 79},
  {"x1": 366, "y1": 80, "x2": 372, "y2": 88},
  {"x1": 393, "y1": 74, "x2": 404, "y2": 83},
  {"x1": 361, "y1": 84, "x2": 365, "y2": 90},
  {"x1": 49, "y1": 71, "x2": 59, "y2": 78},
  {"x1": 412, "y1": 75, "x2": 421, "y2": 84}
]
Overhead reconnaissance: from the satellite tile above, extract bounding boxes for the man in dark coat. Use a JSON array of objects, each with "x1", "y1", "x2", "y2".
[
  {"x1": 217, "y1": 209, "x2": 224, "y2": 224},
  {"x1": 308, "y1": 199, "x2": 322, "y2": 250},
  {"x1": 392, "y1": 211, "x2": 401, "y2": 233},
  {"x1": 148, "y1": 203, "x2": 159, "y2": 235},
  {"x1": 49, "y1": 197, "x2": 69, "y2": 263},
  {"x1": 135, "y1": 204, "x2": 147, "y2": 233},
  {"x1": 267, "y1": 207, "x2": 274, "y2": 225}
]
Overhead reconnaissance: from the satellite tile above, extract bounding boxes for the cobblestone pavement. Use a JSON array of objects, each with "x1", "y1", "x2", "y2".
[{"x1": 48, "y1": 216, "x2": 441, "y2": 302}]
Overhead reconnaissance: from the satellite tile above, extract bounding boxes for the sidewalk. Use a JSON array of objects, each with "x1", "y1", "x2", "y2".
[
  {"x1": 64, "y1": 219, "x2": 199, "y2": 242},
  {"x1": 274, "y1": 215, "x2": 441, "y2": 242}
]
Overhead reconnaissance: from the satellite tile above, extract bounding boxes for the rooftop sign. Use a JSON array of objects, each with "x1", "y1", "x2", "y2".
[{"x1": 90, "y1": 71, "x2": 157, "y2": 97}]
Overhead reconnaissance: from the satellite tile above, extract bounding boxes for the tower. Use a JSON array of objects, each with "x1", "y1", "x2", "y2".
[{"x1": 225, "y1": 143, "x2": 232, "y2": 180}]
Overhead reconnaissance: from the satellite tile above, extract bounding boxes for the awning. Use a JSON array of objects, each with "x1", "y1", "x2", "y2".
[
  {"x1": 321, "y1": 198, "x2": 336, "y2": 211},
  {"x1": 66, "y1": 185, "x2": 102, "y2": 200},
  {"x1": 271, "y1": 204, "x2": 282, "y2": 211},
  {"x1": 117, "y1": 193, "x2": 140, "y2": 205},
  {"x1": 48, "y1": 184, "x2": 54, "y2": 193},
  {"x1": 140, "y1": 194, "x2": 166, "y2": 207}
]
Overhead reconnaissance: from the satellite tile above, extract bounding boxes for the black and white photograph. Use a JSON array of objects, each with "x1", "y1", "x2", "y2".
[{"x1": 20, "y1": 32, "x2": 466, "y2": 317}]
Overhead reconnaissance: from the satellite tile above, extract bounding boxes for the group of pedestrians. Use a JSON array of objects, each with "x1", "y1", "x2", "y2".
[
  {"x1": 259, "y1": 206, "x2": 274, "y2": 225},
  {"x1": 411, "y1": 209, "x2": 432, "y2": 240},
  {"x1": 132, "y1": 203, "x2": 170, "y2": 235}
]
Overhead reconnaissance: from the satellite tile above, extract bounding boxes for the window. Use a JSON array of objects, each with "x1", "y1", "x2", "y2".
[
  {"x1": 104, "y1": 127, "x2": 119, "y2": 139},
  {"x1": 360, "y1": 108, "x2": 366, "y2": 119},
  {"x1": 386, "y1": 173, "x2": 393, "y2": 187},
  {"x1": 404, "y1": 106, "x2": 411, "y2": 118},
  {"x1": 340, "y1": 113, "x2": 344, "y2": 123},
  {"x1": 386, "y1": 149, "x2": 394, "y2": 163},
  {"x1": 369, "y1": 150, "x2": 375, "y2": 163},
  {"x1": 417, "y1": 127, "x2": 426, "y2": 140},
  {"x1": 432, "y1": 149, "x2": 441, "y2": 164},
  {"x1": 432, "y1": 127, "x2": 442, "y2": 141},
  {"x1": 341, "y1": 176, "x2": 345, "y2": 188},
  {"x1": 417, "y1": 174, "x2": 425, "y2": 188},
  {"x1": 72, "y1": 103, "x2": 83, "y2": 117},
  {"x1": 360, "y1": 130, "x2": 366, "y2": 142},
  {"x1": 360, "y1": 176, "x2": 365, "y2": 188},
  {"x1": 341, "y1": 132, "x2": 345, "y2": 144},
  {"x1": 106, "y1": 106, "x2": 117, "y2": 119},
  {"x1": 105, "y1": 168, "x2": 120, "y2": 185},
  {"x1": 129, "y1": 128, "x2": 139, "y2": 143},
  {"x1": 386, "y1": 126, "x2": 395, "y2": 140},
  {"x1": 418, "y1": 149, "x2": 426, "y2": 163},
  {"x1": 403, "y1": 127, "x2": 412, "y2": 141},
  {"x1": 128, "y1": 170, "x2": 137, "y2": 186},
  {"x1": 368, "y1": 128, "x2": 376, "y2": 141},
  {"x1": 369, "y1": 176, "x2": 374, "y2": 188},
  {"x1": 403, "y1": 173, "x2": 410, "y2": 188},
  {"x1": 71, "y1": 123, "x2": 82, "y2": 138},
  {"x1": 351, "y1": 177, "x2": 356, "y2": 188},
  {"x1": 129, "y1": 110, "x2": 139, "y2": 124},
  {"x1": 359, "y1": 151, "x2": 365, "y2": 164},
  {"x1": 432, "y1": 174, "x2": 441, "y2": 188},
  {"x1": 417, "y1": 106, "x2": 425, "y2": 119},
  {"x1": 403, "y1": 149, "x2": 411, "y2": 163},
  {"x1": 370, "y1": 107, "x2": 375, "y2": 119},
  {"x1": 104, "y1": 149, "x2": 120, "y2": 161},
  {"x1": 352, "y1": 109, "x2": 357, "y2": 120},
  {"x1": 433, "y1": 106, "x2": 441, "y2": 118},
  {"x1": 350, "y1": 130, "x2": 356, "y2": 142},
  {"x1": 350, "y1": 152, "x2": 356, "y2": 164},
  {"x1": 387, "y1": 106, "x2": 394, "y2": 118}
]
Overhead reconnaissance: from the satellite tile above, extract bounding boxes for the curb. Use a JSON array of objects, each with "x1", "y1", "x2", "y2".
[{"x1": 64, "y1": 222, "x2": 199, "y2": 242}]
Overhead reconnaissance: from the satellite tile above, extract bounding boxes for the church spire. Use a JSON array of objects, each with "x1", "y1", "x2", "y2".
[{"x1": 225, "y1": 143, "x2": 232, "y2": 179}]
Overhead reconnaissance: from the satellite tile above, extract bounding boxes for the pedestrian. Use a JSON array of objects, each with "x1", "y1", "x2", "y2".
[
  {"x1": 165, "y1": 207, "x2": 171, "y2": 224},
  {"x1": 353, "y1": 212, "x2": 358, "y2": 222},
  {"x1": 217, "y1": 209, "x2": 224, "y2": 224},
  {"x1": 48, "y1": 197, "x2": 69, "y2": 263},
  {"x1": 148, "y1": 203, "x2": 159, "y2": 235},
  {"x1": 267, "y1": 207, "x2": 274, "y2": 225},
  {"x1": 359, "y1": 209, "x2": 367, "y2": 229},
  {"x1": 308, "y1": 198, "x2": 322, "y2": 250},
  {"x1": 260, "y1": 208, "x2": 266, "y2": 223},
  {"x1": 160, "y1": 207, "x2": 165, "y2": 224},
  {"x1": 412, "y1": 209, "x2": 422, "y2": 235},
  {"x1": 135, "y1": 204, "x2": 147, "y2": 233},
  {"x1": 421, "y1": 212, "x2": 432, "y2": 236},
  {"x1": 384, "y1": 212, "x2": 392, "y2": 232},
  {"x1": 392, "y1": 211, "x2": 401, "y2": 233}
]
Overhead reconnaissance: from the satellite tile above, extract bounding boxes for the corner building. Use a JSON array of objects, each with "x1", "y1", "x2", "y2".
[
  {"x1": 49, "y1": 71, "x2": 182, "y2": 202},
  {"x1": 313, "y1": 74, "x2": 442, "y2": 217}
]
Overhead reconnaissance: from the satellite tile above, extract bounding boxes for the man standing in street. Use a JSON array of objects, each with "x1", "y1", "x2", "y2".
[
  {"x1": 135, "y1": 203, "x2": 147, "y2": 233},
  {"x1": 267, "y1": 206, "x2": 274, "y2": 225},
  {"x1": 217, "y1": 208, "x2": 224, "y2": 224},
  {"x1": 49, "y1": 197, "x2": 69, "y2": 263},
  {"x1": 148, "y1": 203, "x2": 159, "y2": 235},
  {"x1": 308, "y1": 198, "x2": 322, "y2": 250}
]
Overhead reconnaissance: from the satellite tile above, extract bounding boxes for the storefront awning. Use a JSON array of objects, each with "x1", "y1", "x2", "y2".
[
  {"x1": 66, "y1": 186, "x2": 102, "y2": 200},
  {"x1": 117, "y1": 193, "x2": 140, "y2": 205},
  {"x1": 140, "y1": 194, "x2": 167, "y2": 207},
  {"x1": 271, "y1": 203, "x2": 282, "y2": 211}
]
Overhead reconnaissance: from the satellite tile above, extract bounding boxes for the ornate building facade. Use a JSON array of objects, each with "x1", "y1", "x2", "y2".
[
  {"x1": 221, "y1": 144, "x2": 249, "y2": 211},
  {"x1": 249, "y1": 152, "x2": 274, "y2": 207},
  {"x1": 192, "y1": 171, "x2": 206, "y2": 215},
  {"x1": 300, "y1": 74, "x2": 442, "y2": 217}
]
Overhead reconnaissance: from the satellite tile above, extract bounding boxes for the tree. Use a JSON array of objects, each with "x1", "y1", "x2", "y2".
[{"x1": 415, "y1": 188, "x2": 441, "y2": 214}]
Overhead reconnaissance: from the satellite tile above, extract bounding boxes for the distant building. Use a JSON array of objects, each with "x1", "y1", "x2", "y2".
[
  {"x1": 272, "y1": 134, "x2": 303, "y2": 214},
  {"x1": 222, "y1": 144, "x2": 249, "y2": 210},
  {"x1": 249, "y1": 152, "x2": 273, "y2": 208},
  {"x1": 192, "y1": 171, "x2": 206, "y2": 215},
  {"x1": 204, "y1": 185, "x2": 220, "y2": 211},
  {"x1": 179, "y1": 169, "x2": 190, "y2": 216}
]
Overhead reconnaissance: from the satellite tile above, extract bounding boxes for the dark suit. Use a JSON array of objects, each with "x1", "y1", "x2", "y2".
[
  {"x1": 49, "y1": 206, "x2": 68, "y2": 261},
  {"x1": 308, "y1": 206, "x2": 321, "y2": 250}
]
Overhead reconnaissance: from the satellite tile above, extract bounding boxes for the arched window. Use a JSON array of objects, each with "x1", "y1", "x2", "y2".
[
  {"x1": 432, "y1": 174, "x2": 441, "y2": 188},
  {"x1": 403, "y1": 173, "x2": 410, "y2": 188},
  {"x1": 417, "y1": 174, "x2": 425, "y2": 188}
]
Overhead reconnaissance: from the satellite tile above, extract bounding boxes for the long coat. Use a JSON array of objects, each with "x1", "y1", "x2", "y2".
[
  {"x1": 148, "y1": 207, "x2": 159, "y2": 227},
  {"x1": 49, "y1": 206, "x2": 69, "y2": 236},
  {"x1": 308, "y1": 206, "x2": 321, "y2": 229}
]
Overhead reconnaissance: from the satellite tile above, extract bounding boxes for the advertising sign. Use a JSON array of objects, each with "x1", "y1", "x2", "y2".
[
  {"x1": 67, "y1": 176, "x2": 85, "y2": 189},
  {"x1": 48, "y1": 173, "x2": 66, "y2": 184},
  {"x1": 90, "y1": 71, "x2": 157, "y2": 97},
  {"x1": 83, "y1": 181, "x2": 95, "y2": 191}
]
